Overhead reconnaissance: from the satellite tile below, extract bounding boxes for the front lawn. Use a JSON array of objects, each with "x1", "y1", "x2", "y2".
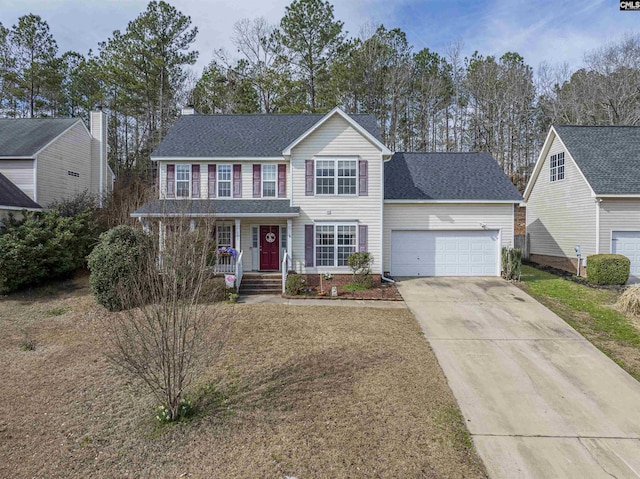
[
  {"x1": 0, "y1": 275, "x2": 486, "y2": 478},
  {"x1": 518, "y1": 265, "x2": 640, "y2": 380}
]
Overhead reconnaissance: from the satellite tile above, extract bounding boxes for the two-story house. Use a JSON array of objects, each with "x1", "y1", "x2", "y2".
[
  {"x1": 132, "y1": 107, "x2": 522, "y2": 289},
  {"x1": 525, "y1": 125, "x2": 640, "y2": 282},
  {"x1": 0, "y1": 110, "x2": 114, "y2": 218}
]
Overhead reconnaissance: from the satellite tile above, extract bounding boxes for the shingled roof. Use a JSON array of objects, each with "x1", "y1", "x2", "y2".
[
  {"x1": 553, "y1": 125, "x2": 640, "y2": 195},
  {"x1": 0, "y1": 172, "x2": 41, "y2": 209},
  {"x1": 151, "y1": 113, "x2": 382, "y2": 158},
  {"x1": 0, "y1": 118, "x2": 81, "y2": 157},
  {"x1": 132, "y1": 199, "x2": 300, "y2": 217},
  {"x1": 385, "y1": 152, "x2": 523, "y2": 201}
]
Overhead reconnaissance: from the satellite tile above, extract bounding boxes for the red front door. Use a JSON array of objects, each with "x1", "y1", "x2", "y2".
[{"x1": 260, "y1": 225, "x2": 280, "y2": 270}]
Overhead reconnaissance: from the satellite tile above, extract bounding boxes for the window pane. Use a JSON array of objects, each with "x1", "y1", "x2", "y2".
[
  {"x1": 263, "y1": 164, "x2": 276, "y2": 181},
  {"x1": 338, "y1": 160, "x2": 356, "y2": 177},
  {"x1": 218, "y1": 164, "x2": 231, "y2": 181},
  {"x1": 315, "y1": 160, "x2": 335, "y2": 195},
  {"x1": 217, "y1": 225, "x2": 232, "y2": 247},
  {"x1": 263, "y1": 181, "x2": 276, "y2": 197},
  {"x1": 218, "y1": 182, "x2": 231, "y2": 197},
  {"x1": 338, "y1": 177, "x2": 356, "y2": 195},
  {"x1": 281, "y1": 226, "x2": 287, "y2": 249},
  {"x1": 315, "y1": 225, "x2": 335, "y2": 266},
  {"x1": 176, "y1": 181, "x2": 190, "y2": 197},
  {"x1": 337, "y1": 225, "x2": 356, "y2": 266},
  {"x1": 176, "y1": 164, "x2": 190, "y2": 181}
]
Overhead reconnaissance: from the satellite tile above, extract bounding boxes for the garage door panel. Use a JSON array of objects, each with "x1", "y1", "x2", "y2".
[
  {"x1": 391, "y1": 230, "x2": 498, "y2": 277},
  {"x1": 612, "y1": 231, "x2": 640, "y2": 283}
]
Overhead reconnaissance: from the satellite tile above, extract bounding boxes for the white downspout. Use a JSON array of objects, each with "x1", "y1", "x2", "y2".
[
  {"x1": 99, "y1": 112, "x2": 104, "y2": 208},
  {"x1": 380, "y1": 154, "x2": 394, "y2": 283},
  {"x1": 595, "y1": 197, "x2": 601, "y2": 254}
]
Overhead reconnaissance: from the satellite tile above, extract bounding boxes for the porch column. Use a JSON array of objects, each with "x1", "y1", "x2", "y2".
[
  {"x1": 287, "y1": 218, "x2": 293, "y2": 270},
  {"x1": 235, "y1": 219, "x2": 241, "y2": 251},
  {"x1": 158, "y1": 220, "x2": 164, "y2": 253}
]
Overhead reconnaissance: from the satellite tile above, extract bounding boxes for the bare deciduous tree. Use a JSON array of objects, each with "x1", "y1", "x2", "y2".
[{"x1": 98, "y1": 208, "x2": 229, "y2": 420}]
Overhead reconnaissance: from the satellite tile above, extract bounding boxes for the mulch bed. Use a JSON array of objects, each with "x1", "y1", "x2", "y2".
[{"x1": 284, "y1": 282, "x2": 403, "y2": 301}]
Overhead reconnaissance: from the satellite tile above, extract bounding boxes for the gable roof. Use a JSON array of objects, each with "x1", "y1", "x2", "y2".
[
  {"x1": 385, "y1": 152, "x2": 523, "y2": 202},
  {"x1": 151, "y1": 111, "x2": 383, "y2": 158},
  {"x1": 0, "y1": 172, "x2": 41, "y2": 209},
  {"x1": 0, "y1": 118, "x2": 81, "y2": 158},
  {"x1": 552, "y1": 125, "x2": 640, "y2": 195}
]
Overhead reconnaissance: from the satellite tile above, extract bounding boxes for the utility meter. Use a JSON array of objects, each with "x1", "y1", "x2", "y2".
[{"x1": 574, "y1": 245, "x2": 581, "y2": 256}]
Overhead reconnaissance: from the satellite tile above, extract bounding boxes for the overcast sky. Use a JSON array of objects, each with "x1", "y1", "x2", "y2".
[{"x1": 1, "y1": 0, "x2": 638, "y2": 74}]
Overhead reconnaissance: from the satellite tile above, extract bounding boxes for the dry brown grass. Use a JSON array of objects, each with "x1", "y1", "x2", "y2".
[
  {"x1": 617, "y1": 285, "x2": 640, "y2": 317},
  {"x1": 0, "y1": 275, "x2": 486, "y2": 478}
]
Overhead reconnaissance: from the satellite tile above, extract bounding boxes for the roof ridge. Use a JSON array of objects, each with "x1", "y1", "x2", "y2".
[{"x1": 554, "y1": 124, "x2": 640, "y2": 128}]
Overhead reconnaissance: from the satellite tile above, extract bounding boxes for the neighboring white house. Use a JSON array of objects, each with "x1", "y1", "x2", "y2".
[
  {"x1": 132, "y1": 107, "x2": 522, "y2": 287},
  {"x1": 525, "y1": 125, "x2": 640, "y2": 282},
  {"x1": 0, "y1": 110, "x2": 114, "y2": 218}
]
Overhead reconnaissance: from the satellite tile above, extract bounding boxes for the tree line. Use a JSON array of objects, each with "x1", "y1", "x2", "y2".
[{"x1": 1, "y1": 0, "x2": 639, "y2": 190}]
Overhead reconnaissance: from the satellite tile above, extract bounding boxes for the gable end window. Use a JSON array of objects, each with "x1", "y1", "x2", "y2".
[
  {"x1": 176, "y1": 164, "x2": 191, "y2": 198},
  {"x1": 550, "y1": 152, "x2": 565, "y2": 182},
  {"x1": 315, "y1": 158, "x2": 357, "y2": 196}
]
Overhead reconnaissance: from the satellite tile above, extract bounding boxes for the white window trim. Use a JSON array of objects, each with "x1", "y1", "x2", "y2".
[
  {"x1": 314, "y1": 222, "x2": 358, "y2": 268},
  {"x1": 314, "y1": 157, "x2": 358, "y2": 197},
  {"x1": 217, "y1": 164, "x2": 232, "y2": 198},
  {"x1": 262, "y1": 163, "x2": 277, "y2": 198},
  {"x1": 175, "y1": 164, "x2": 191, "y2": 199},
  {"x1": 549, "y1": 151, "x2": 565, "y2": 183}
]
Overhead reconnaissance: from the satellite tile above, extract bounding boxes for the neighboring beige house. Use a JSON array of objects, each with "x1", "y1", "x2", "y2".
[
  {"x1": 524, "y1": 125, "x2": 640, "y2": 282},
  {"x1": 132, "y1": 107, "x2": 522, "y2": 292},
  {"x1": 0, "y1": 110, "x2": 114, "y2": 218}
]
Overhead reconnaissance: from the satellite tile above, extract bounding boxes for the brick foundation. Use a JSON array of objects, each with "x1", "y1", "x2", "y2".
[
  {"x1": 303, "y1": 273, "x2": 382, "y2": 290},
  {"x1": 529, "y1": 254, "x2": 585, "y2": 277}
]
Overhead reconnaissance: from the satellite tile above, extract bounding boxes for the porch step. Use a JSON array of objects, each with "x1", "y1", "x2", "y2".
[{"x1": 240, "y1": 274, "x2": 282, "y2": 295}]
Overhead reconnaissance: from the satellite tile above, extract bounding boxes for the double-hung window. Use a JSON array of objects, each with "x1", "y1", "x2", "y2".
[
  {"x1": 218, "y1": 164, "x2": 232, "y2": 197},
  {"x1": 216, "y1": 224, "x2": 232, "y2": 247},
  {"x1": 549, "y1": 152, "x2": 565, "y2": 182},
  {"x1": 315, "y1": 159, "x2": 357, "y2": 195},
  {"x1": 315, "y1": 224, "x2": 357, "y2": 267},
  {"x1": 176, "y1": 164, "x2": 190, "y2": 198},
  {"x1": 262, "y1": 164, "x2": 277, "y2": 197}
]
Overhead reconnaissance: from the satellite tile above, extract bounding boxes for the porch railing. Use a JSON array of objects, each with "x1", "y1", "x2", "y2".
[
  {"x1": 281, "y1": 251, "x2": 289, "y2": 294},
  {"x1": 215, "y1": 254, "x2": 236, "y2": 274},
  {"x1": 235, "y1": 250, "x2": 244, "y2": 293}
]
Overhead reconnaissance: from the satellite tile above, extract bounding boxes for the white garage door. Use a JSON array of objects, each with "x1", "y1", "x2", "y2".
[
  {"x1": 612, "y1": 231, "x2": 640, "y2": 283},
  {"x1": 391, "y1": 230, "x2": 499, "y2": 277}
]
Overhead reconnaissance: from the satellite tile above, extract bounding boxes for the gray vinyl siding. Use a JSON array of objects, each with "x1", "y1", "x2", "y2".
[
  {"x1": 158, "y1": 161, "x2": 290, "y2": 200},
  {"x1": 383, "y1": 203, "x2": 514, "y2": 271},
  {"x1": 0, "y1": 159, "x2": 35, "y2": 199},
  {"x1": 526, "y1": 133, "x2": 597, "y2": 258},
  {"x1": 290, "y1": 114, "x2": 384, "y2": 274},
  {"x1": 599, "y1": 199, "x2": 640, "y2": 253},
  {"x1": 36, "y1": 122, "x2": 93, "y2": 207}
]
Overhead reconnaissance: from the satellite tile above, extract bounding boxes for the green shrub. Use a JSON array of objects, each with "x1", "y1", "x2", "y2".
[
  {"x1": 0, "y1": 208, "x2": 101, "y2": 294},
  {"x1": 347, "y1": 252, "x2": 374, "y2": 289},
  {"x1": 502, "y1": 247, "x2": 522, "y2": 280},
  {"x1": 586, "y1": 254, "x2": 630, "y2": 285},
  {"x1": 87, "y1": 225, "x2": 151, "y2": 311},
  {"x1": 285, "y1": 273, "x2": 305, "y2": 295}
]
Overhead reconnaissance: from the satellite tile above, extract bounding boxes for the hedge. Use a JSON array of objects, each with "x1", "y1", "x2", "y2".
[
  {"x1": 0, "y1": 208, "x2": 101, "y2": 294},
  {"x1": 586, "y1": 254, "x2": 630, "y2": 285}
]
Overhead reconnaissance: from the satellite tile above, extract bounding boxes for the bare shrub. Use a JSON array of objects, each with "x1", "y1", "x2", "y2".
[
  {"x1": 618, "y1": 285, "x2": 640, "y2": 317},
  {"x1": 97, "y1": 206, "x2": 229, "y2": 421},
  {"x1": 98, "y1": 174, "x2": 156, "y2": 228}
]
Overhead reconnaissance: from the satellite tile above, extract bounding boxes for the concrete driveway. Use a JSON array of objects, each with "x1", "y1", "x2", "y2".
[{"x1": 397, "y1": 277, "x2": 640, "y2": 478}]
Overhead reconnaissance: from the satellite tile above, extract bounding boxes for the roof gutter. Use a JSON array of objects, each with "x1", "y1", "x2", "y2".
[{"x1": 384, "y1": 199, "x2": 522, "y2": 204}]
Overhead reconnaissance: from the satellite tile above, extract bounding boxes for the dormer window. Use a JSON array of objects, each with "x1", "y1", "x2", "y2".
[{"x1": 550, "y1": 152, "x2": 565, "y2": 182}]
